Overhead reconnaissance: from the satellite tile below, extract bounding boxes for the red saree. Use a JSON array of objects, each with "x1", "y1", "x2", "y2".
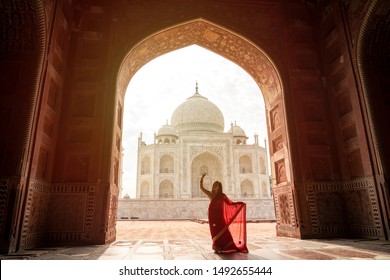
[{"x1": 208, "y1": 193, "x2": 248, "y2": 253}]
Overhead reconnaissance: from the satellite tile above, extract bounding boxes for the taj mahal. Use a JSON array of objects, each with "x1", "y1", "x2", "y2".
[{"x1": 117, "y1": 84, "x2": 276, "y2": 221}]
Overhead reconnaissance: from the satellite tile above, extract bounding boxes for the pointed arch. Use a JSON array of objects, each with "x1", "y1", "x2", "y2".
[
  {"x1": 160, "y1": 154, "x2": 174, "y2": 173},
  {"x1": 239, "y1": 155, "x2": 252, "y2": 173},
  {"x1": 191, "y1": 151, "x2": 223, "y2": 198},
  {"x1": 240, "y1": 179, "x2": 254, "y2": 198},
  {"x1": 159, "y1": 180, "x2": 174, "y2": 198},
  {"x1": 115, "y1": 18, "x2": 294, "y2": 237}
]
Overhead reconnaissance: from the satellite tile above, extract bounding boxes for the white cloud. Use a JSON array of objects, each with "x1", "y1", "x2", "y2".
[{"x1": 122, "y1": 45, "x2": 267, "y2": 197}]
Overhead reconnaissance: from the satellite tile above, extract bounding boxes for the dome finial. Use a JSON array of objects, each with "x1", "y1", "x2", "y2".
[{"x1": 195, "y1": 81, "x2": 199, "y2": 94}]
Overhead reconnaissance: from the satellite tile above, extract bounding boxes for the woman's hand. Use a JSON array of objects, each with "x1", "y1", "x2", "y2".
[{"x1": 200, "y1": 172, "x2": 212, "y2": 199}]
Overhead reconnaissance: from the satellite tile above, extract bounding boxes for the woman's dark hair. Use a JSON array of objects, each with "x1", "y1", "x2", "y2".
[{"x1": 214, "y1": 181, "x2": 223, "y2": 194}]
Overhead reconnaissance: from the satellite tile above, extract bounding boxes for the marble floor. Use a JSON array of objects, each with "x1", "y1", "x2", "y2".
[{"x1": 1, "y1": 220, "x2": 390, "y2": 260}]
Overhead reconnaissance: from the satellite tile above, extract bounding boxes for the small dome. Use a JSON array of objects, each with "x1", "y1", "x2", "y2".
[
  {"x1": 157, "y1": 123, "x2": 177, "y2": 136},
  {"x1": 171, "y1": 84, "x2": 224, "y2": 133},
  {"x1": 228, "y1": 123, "x2": 246, "y2": 137}
]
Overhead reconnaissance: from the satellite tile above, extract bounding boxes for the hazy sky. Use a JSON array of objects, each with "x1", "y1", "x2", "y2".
[{"x1": 122, "y1": 45, "x2": 267, "y2": 198}]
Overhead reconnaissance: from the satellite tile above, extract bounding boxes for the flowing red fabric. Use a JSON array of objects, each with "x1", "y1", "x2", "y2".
[{"x1": 208, "y1": 193, "x2": 248, "y2": 253}]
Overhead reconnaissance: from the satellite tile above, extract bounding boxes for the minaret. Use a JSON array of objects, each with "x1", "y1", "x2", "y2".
[{"x1": 138, "y1": 132, "x2": 143, "y2": 148}]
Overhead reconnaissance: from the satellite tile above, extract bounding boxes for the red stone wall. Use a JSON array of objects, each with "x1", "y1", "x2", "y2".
[
  {"x1": 19, "y1": 0, "x2": 75, "y2": 249},
  {"x1": 0, "y1": 0, "x2": 50, "y2": 253},
  {"x1": 1, "y1": 0, "x2": 389, "y2": 253}
]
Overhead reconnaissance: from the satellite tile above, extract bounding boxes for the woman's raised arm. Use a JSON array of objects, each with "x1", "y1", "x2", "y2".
[{"x1": 199, "y1": 173, "x2": 212, "y2": 199}]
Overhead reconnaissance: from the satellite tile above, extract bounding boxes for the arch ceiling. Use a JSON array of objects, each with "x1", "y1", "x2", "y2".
[{"x1": 117, "y1": 18, "x2": 283, "y2": 107}]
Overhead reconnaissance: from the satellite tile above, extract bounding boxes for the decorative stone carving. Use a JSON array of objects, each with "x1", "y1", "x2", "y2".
[
  {"x1": 278, "y1": 194, "x2": 291, "y2": 225},
  {"x1": 275, "y1": 159, "x2": 287, "y2": 184},
  {"x1": 20, "y1": 180, "x2": 50, "y2": 247},
  {"x1": 118, "y1": 20, "x2": 282, "y2": 105},
  {"x1": 47, "y1": 184, "x2": 96, "y2": 242},
  {"x1": 307, "y1": 178, "x2": 382, "y2": 237},
  {"x1": 272, "y1": 135, "x2": 283, "y2": 153},
  {"x1": 270, "y1": 105, "x2": 281, "y2": 131},
  {"x1": 106, "y1": 194, "x2": 117, "y2": 243},
  {"x1": 190, "y1": 145, "x2": 223, "y2": 159}
]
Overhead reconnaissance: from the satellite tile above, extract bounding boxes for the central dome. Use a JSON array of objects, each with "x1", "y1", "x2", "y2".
[{"x1": 171, "y1": 85, "x2": 224, "y2": 133}]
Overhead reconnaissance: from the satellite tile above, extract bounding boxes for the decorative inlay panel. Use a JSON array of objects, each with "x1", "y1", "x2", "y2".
[
  {"x1": 278, "y1": 194, "x2": 291, "y2": 224},
  {"x1": 47, "y1": 184, "x2": 96, "y2": 242},
  {"x1": 270, "y1": 105, "x2": 281, "y2": 131},
  {"x1": 275, "y1": 159, "x2": 287, "y2": 184},
  {"x1": 273, "y1": 185, "x2": 295, "y2": 228},
  {"x1": 20, "y1": 180, "x2": 50, "y2": 248},
  {"x1": 308, "y1": 177, "x2": 382, "y2": 237},
  {"x1": 47, "y1": 193, "x2": 86, "y2": 232},
  {"x1": 118, "y1": 20, "x2": 282, "y2": 105},
  {"x1": 190, "y1": 145, "x2": 224, "y2": 160},
  {"x1": 106, "y1": 192, "x2": 118, "y2": 243},
  {"x1": 272, "y1": 135, "x2": 283, "y2": 154}
]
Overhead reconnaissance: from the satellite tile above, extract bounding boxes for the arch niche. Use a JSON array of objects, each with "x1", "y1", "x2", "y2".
[
  {"x1": 191, "y1": 152, "x2": 223, "y2": 198},
  {"x1": 115, "y1": 19, "x2": 297, "y2": 237}
]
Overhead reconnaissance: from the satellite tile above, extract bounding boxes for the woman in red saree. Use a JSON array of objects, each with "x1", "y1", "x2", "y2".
[{"x1": 200, "y1": 173, "x2": 248, "y2": 254}]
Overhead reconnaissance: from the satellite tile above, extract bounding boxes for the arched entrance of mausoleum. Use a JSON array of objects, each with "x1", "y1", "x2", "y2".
[{"x1": 115, "y1": 19, "x2": 297, "y2": 238}]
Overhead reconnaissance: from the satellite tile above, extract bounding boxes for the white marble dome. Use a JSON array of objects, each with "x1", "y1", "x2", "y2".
[
  {"x1": 157, "y1": 123, "x2": 177, "y2": 136},
  {"x1": 171, "y1": 87, "x2": 224, "y2": 133},
  {"x1": 228, "y1": 123, "x2": 247, "y2": 137}
]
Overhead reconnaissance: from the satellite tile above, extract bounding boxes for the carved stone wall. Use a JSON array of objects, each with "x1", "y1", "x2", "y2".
[
  {"x1": 46, "y1": 184, "x2": 96, "y2": 244},
  {"x1": 273, "y1": 185, "x2": 297, "y2": 236},
  {"x1": 308, "y1": 177, "x2": 383, "y2": 238},
  {"x1": 1, "y1": 0, "x2": 389, "y2": 253}
]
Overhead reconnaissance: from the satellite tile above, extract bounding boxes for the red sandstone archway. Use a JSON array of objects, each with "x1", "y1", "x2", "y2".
[
  {"x1": 114, "y1": 19, "x2": 298, "y2": 237},
  {"x1": 356, "y1": 1, "x2": 390, "y2": 239}
]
